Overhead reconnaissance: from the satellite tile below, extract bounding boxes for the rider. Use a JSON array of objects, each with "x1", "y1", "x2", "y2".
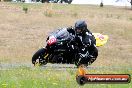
[
  {"x1": 54, "y1": 20, "x2": 98, "y2": 64},
  {"x1": 73, "y1": 20, "x2": 98, "y2": 64}
]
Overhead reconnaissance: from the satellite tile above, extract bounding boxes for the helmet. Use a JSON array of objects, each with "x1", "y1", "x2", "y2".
[{"x1": 75, "y1": 20, "x2": 87, "y2": 35}]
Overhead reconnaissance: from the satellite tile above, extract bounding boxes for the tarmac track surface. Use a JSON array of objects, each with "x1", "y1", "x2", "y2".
[{"x1": 0, "y1": 63, "x2": 132, "y2": 71}]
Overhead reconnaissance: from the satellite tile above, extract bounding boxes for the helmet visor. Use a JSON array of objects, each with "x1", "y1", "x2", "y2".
[{"x1": 76, "y1": 27, "x2": 83, "y2": 34}]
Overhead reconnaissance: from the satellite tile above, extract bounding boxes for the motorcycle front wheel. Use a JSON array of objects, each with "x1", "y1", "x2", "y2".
[{"x1": 32, "y1": 48, "x2": 48, "y2": 66}]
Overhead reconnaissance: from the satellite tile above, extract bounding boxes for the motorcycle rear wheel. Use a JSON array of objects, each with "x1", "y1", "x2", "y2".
[
  {"x1": 75, "y1": 57, "x2": 97, "y2": 67},
  {"x1": 75, "y1": 60, "x2": 88, "y2": 67}
]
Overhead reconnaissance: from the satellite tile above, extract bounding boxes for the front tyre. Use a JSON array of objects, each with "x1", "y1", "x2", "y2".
[{"x1": 32, "y1": 48, "x2": 48, "y2": 66}]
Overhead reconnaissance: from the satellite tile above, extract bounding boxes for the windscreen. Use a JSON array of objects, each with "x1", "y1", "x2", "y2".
[{"x1": 50, "y1": 28, "x2": 71, "y2": 41}]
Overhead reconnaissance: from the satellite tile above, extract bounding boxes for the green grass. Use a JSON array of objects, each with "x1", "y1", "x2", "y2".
[{"x1": 0, "y1": 67, "x2": 132, "y2": 88}]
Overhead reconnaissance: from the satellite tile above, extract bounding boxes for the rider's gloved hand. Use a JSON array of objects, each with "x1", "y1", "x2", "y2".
[
  {"x1": 67, "y1": 26, "x2": 74, "y2": 30},
  {"x1": 67, "y1": 26, "x2": 75, "y2": 35}
]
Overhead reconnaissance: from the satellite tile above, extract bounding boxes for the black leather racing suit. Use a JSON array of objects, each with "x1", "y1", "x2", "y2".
[
  {"x1": 75, "y1": 29, "x2": 98, "y2": 64},
  {"x1": 67, "y1": 27, "x2": 98, "y2": 64}
]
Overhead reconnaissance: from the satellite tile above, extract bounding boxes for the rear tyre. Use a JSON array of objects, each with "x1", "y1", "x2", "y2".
[
  {"x1": 75, "y1": 59, "x2": 88, "y2": 68},
  {"x1": 74, "y1": 53, "x2": 89, "y2": 67},
  {"x1": 75, "y1": 47, "x2": 98, "y2": 67},
  {"x1": 32, "y1": 48, "x2": 48, "y2": 66}
]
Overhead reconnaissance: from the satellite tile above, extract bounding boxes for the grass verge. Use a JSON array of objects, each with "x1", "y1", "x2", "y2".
[{"x1": 0, "y1": 66, "x2": 132, "y2": 88}]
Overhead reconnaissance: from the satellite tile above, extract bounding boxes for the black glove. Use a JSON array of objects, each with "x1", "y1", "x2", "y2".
[
  {"x1": 74, "y1": 36, "x2": 83, "y2": 46},
  {"x1": 67, "y1": 27, "x2": 75, "y2": 35}
]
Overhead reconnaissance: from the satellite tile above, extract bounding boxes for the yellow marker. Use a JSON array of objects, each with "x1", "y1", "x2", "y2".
[{"x1": 92, "y1": 33, "x2": 109, "y2": 47}]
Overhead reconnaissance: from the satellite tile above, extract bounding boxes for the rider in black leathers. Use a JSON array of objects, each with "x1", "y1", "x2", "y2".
[{"x1": 67, "y1": 20, "x2": 98, "y2": 64}]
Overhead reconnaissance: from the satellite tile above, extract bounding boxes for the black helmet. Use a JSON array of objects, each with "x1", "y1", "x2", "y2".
[{"x1": 75, "y1": 20, "x2": 87, "y2": 35}]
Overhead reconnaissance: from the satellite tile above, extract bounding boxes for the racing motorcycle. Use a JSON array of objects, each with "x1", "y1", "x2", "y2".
[{"x1": 32, "y1": 28, "x2": 98, "y2": 67}]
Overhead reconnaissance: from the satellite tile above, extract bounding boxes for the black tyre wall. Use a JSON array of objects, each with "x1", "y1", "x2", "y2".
[{"x1": 32, "y1": 48, "x2": 46, "y2": 64}]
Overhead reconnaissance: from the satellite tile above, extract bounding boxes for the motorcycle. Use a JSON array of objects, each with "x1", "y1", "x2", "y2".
[
  {"x1": 32, "y1": 28, "x2": 97, "y2": 67},
  {"x1": 32, "y1": 28, "x2": 109, "y2": 67}
]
